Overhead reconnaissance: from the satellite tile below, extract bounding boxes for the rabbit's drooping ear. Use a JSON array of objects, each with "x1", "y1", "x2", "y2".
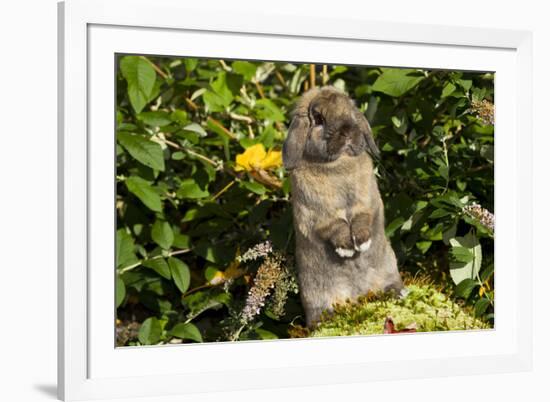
[
  {"x1": 283, "y1": 114, "x2": 309, "y2": 170},
  {"x1": 353, "y1": 108, "x2": 380, "y2": 160}
]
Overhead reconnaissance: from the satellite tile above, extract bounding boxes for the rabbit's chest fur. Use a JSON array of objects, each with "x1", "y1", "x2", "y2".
[{"x1": 290, "y1": 153, "x2": 373, "y2": 238}]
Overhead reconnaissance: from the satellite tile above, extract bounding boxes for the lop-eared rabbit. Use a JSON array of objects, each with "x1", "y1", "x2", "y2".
[{"x1": 283, "y1": 86, "x2": 404, "y2": 326}]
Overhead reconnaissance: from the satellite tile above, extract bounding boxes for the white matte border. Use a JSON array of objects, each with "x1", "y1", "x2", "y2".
[
  {"x1": 59, "y1": 1, "x2": 533, "y2": 400},
  {"x1": 89, "y1": 24, "x2": 516, "y2": 379}
]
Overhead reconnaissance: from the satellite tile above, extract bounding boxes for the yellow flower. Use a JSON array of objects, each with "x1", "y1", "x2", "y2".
[
  {"x1": 208, "y1": 260, "x2": 245, "y2": 285},
  {"x1": 209, "y1": 270, "x2": 226, "y2": 286},
  {"x1": 478, "y1": 286, "x2": 485, "y2": 298},
  {"x1": 261, "y1": 149, "x2": 283, "y2": 170},
  {"x1": 235, "y1": 143, "x2": 282, "y2": 172}
]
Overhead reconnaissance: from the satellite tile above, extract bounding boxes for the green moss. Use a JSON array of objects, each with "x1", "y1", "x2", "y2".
[{"x1": 310, "y1": 284, "x2": 490, "y2": 338}]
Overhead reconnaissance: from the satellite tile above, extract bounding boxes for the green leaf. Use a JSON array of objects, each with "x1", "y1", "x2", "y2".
[
  {"x1": 232, "y1": 61, "x2": 258, "y2": 81},
  {"x1": 118, "y1": 132, "x2": 165, "y2": 171},
  {"x1": 289, "y1": 68, "x2": 306, "y2": 94},
  {"x1": 226, "y1": 73, "x2": 244, "y2": 94},
  {"x1": 437, "y1": 165, "x2": 449, "y2": 181},
  {"x1": 480, "y1": 263, "x2": 494, "y2": 283},
  {"x1": 454, "y1": 278, "x2": 478, "y2": 299},
  {"x1": 450, "y1": 246, "x2": 474, "y2": 263},
  {"x1": 255, "y1": 99, "x2": 285, "y2": 122},
  {"x1": 429, "y1": 208, "x2": 451, "y2": 219},
  {"x1": 182, "y1": 290, "x2": 231, "y2": 321},
  {"x1": 184, "y1": 58, "x2": 198, "y2": 72},
  {"x1": 151, "y1": 220, "x2": 174, "y2": 250},
  {"x1": 120, "y1": 56, "x2": 156, "y2": 113},
  {"x1": 125, "y1": 176, "x2": 163, "y2": 212},
  {"x1": 182, "y1": 209, "x2": 203, "y2": 222},
  {"x1": 442, "y1": 222, "x2": 457, "y2": 245},
  {"x1": 441, "y1": 82, "x2": 457, "y2": 98},
  {"x1": 255, "y1": 328, "x2": 278, "y2": 340},
  {"x1": 194, "y1": 242, "x2": 235, "y2": 264},
  {"x1": 385, "y1": 217, "x2": 405, "y2": 237},
  {"x1": 432, "y1": 125, "x2": 446, "y2": 140},
  {"x1": 474, "y1": 298, "x2": 491, "y2": 317},
  {"x1": 116, "y1": 275, "x2": 126, "y2": 308},
  {"x1": 457, "y1": 79, "x2": 472, "y2": 92},
  {"x1": 170, "y1": 109, "x2": 188, "y2": 125},
  {"x1": 171, "y1": 151, "x2": 185, "y2": 160},
  {"x1": 168, "y1": 257, "x2": 190, "y2": 294},
  {"x1": 116, "y1": 228, "x2": 138, "y2": 268},
  {"x1": 202, "y1": 72, "x2": 233, "y2": 112},
  {"x1": 480, "y1": 145, "x2": 494, "y2": 162},
  {"x1": 138, "y1": 317, "x2": 162, "y2": 345},
  {"x1": 449, "y1": 233, "x2": 482, "y2": 285},
  {"x1": 241, "y1": 180, "x2": 267, "y2": 195},
  {"x1": 371, "y1": 68, "x2": 425, "y2": 97},
  {"x1": 137, "y1": 111, "x2": 172, "y2": 127},
  {"x1": 170, "y1": 322, "x2": 203, "y2": 342},
  {"x1": 183, "y1": 123, "x2": 207, "y2": 137},
  {"x1": 143, "y1": 258, "x2": 171, "y2": 280},
  {"x1": 187, "y1": 219, "x2": 232, "y2": 237},
  {"x1": 391, "y1": 115, "x2": 403, "y2": 128},
  {"x1": 415, "y1": 241, "x2": 432, "y2": 254},
  {"x1": 177, "y1": 178, "x2": 209, "y2": 199},
  {"x1": 172, "y1": 233, "x2": 191, "y2": 249}
]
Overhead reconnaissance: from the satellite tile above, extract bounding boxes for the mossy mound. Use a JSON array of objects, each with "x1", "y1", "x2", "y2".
[{"x1": 308, "y1": 284, "x2": 490, "y2": 338}]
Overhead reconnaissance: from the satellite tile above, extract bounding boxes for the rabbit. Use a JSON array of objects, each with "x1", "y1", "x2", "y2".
[{"x1": 283, "y1": 86, "x2": 404, "y2": 327}]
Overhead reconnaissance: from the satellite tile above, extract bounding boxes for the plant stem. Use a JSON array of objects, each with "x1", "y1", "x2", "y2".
[
  {"x1": 219, "y1": 59, "x2": 231, "y2": 72},
  {"x1": 274, "y1": 70, "x2": 286, "y2": 87},
  {"x1": 118, "y1": 248, "x2": 192, "y2": 274},
  {"x1": 181, "y1": 283, "x2": 213, "y2": 299},
  {"x1": 230, "y1": 324, "x2": 246, "y2": 341},
  {"x1": 184, "y1": 97, "x2": 199, "y2": 111},
  {"x1": 322, "y1": 65, "x2": 329, "y2": 85},
  {"x1": 186, "y1": 149, "x2": 220, "y2": 167},
  {"x1": 253, "y1": 80, "x2": 265, "y2": 99},
  {"x1": 207, "y1": 117, "x2": 237, "y2": 140},
  {"x1": 441, "y1": 138, "x2": 450, "y2": 194},
  {"x1": 229, "y1": 112, "x2": 253, "y2": 124},
  {"x1": 211, "y1": 179, "x2": 236, "y2": 201},
  {"x1": 162, "y1": 138, "x2": 220, "y2": 167},
  {"x1": 309, "y1": 64, "x2": 316, "y2": 88}
]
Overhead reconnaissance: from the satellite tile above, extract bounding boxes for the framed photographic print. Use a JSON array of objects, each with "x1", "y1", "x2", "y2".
[{"x1": 58, "y1": 0, "x2": 533, "y2": 400}]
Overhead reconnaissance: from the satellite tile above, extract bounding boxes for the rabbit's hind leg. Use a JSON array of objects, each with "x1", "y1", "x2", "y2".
[{"x1": 302, "y1": 284, "x2": 353, "y2": 327}]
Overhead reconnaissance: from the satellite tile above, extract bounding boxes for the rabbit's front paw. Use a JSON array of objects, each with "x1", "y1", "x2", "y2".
[
  {"x1": 335, "y1": 247, "x2": 355, "y2": 258},
  {"x1": 331, "y1": 230, "x2": 356, "y2": 258},
  {"x1": 354, "y1": 238, "x2": 372, "y2": 252},
  {"x1": 352, "y1": 227, "x2": 371, "y2": 253}
]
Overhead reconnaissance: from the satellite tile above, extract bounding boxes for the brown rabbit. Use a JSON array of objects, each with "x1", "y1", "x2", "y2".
[{"x1": 283, "y1": 86, "x2": 404, "y2": 327}]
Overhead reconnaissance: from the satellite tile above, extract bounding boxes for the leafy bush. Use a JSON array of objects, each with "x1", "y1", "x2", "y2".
[{"x1": 115, "y1": 55, "x2": 494, "y2": 346}]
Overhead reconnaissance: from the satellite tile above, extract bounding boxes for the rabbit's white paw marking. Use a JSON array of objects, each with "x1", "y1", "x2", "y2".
[
  {"x1": 399, "y1": 288, "x2": 410, "y2": 299},
  {"x1": 355, "y1": 239, "x2": 372, "y2": 253},
  {"x1": 335, "y1": 247, "x2": 355, "y2": 258}
]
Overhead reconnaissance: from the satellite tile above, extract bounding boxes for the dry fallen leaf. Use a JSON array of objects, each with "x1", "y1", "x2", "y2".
[{"x1": 383, "y1": 317, "x2": 417, "y2": 334}]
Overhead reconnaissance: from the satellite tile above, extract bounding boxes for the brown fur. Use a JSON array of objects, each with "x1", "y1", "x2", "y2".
[{"x1": 283, "y1": 86, "x2": 404, "y2": 326}]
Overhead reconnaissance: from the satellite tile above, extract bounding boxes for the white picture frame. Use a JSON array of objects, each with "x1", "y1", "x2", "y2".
[{"x1": 58, "y1": 0, "x2": 533, "y2": 400}]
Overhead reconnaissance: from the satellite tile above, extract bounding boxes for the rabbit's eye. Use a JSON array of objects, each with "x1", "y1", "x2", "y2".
[{"x1": 311, "y1": 110, "x2": 324, "y2": 126}]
